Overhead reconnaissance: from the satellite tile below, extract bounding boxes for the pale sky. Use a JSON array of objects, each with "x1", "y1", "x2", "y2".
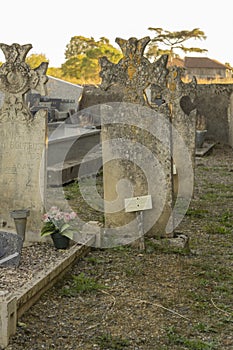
[{"x1": 0, "y1": 0, "x2": 232, "y2": 67}]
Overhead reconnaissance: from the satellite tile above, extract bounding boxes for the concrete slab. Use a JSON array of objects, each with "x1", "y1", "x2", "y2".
[{"x1": 196, "y1": 142, "x2": 216, "y2": 157}]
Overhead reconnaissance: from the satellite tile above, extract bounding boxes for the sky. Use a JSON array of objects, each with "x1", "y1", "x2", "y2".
[{"x1": 0, "y1": 0, "x2": 232, "y2": 67}]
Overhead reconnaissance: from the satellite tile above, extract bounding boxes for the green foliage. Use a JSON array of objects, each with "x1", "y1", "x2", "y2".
[
  {"x1": 84, "y1": 256, "x2": 104, "y2": 265},
  {"x1": 146, "y1": 27, "x2": 207, "y2": 60},
  {"x1": 47, "y1": 66, "x2": 63, "y2": 79},
  {"x1": 203, "y1": 223, "x2": 232, "y2": 235},
  {"x1": 186, "y1": 208, "x2": 209, "y2": 218},
  {"x1": 193, "y1": 322, "x2": 217, "y2": 333},
  {"x1": 40, "y1": 221, "x2": 74, "y2": 239},
  {"x1": 40, "y1": 221, "x2": 58, "y2": 236},
  {"x1": 96, "y1": 333, "x2": 130, "y2": 349},
  {"x1": 61, "y1": 272, "x2": 106, "y2": 296},
  {"x1": 40, "y1": 207, "x2": 77, "y2": 239},
  {"x1": 26, "y1": 53, "x2": 49, "y2": 69},
  {"x1": 25, "y1": 53, "x2": 67, "y2": 82},
  {"x1": 61, "y1": 36, "x2": 122, "y2": 84},
  {"x1": 166, "y1": 326, "x2": 217, "y2": 349}
]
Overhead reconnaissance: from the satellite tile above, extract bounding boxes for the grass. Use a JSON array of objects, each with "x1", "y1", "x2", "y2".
[
  {"x1": 166, "y1": 326, "x2": 218, "y2": 349},
  {"x1": 83, "y1": 256, "x2": 104, "y2": 265},
  {"x1": 63, "y1": 176, "x2": 105, "y2": 223},
  {"x1": 96, "y1": 333, "x2": 130, "y2": 349},
  {"x1": 185, "y1": 208, "x2": 209, "y2": 218},
  {"x1": 60, "y1": 272, "x2": 106, "y2": 296},
  {"x1": 49, "y1": 146, "x2": 233, "y2": 349},
  {"x1": 203, "y1": 223, "x2": 232, "y2": 234}
]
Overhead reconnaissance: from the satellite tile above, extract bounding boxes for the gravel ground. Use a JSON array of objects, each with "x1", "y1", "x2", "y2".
[
  {"x1": 0, "y1": 242, "x2": 77, "y2": 295},
  {"x1": 4, "y1": 142, "x2": 233, "y2": 350}
]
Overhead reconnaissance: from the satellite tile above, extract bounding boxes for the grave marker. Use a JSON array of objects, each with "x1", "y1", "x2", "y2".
[
  {"x1": 0, "y1": 43, "x2": 48, "y2": 242},
  {"x1": 0, "y1": 232, "x2": 23, "y2": 267},
  {"x1": 99, "y1": 36, "x2": 197, "y2": 241}
]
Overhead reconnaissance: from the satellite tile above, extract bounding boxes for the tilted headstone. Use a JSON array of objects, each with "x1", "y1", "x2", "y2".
[
  {"x1": 0, "y1": 231, "x2": 23, "y2": 267},
  {"x1": 0, "y1": 43, "x2": 48, "y2": 242}
]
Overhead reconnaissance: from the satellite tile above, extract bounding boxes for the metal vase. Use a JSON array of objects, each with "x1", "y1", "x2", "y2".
[
  {"x1": 10, "y1": 209, "x2": 30, "y2": 241},
  {"x1": 196, "y1": 130, "x2": 207, "y2": 148}
]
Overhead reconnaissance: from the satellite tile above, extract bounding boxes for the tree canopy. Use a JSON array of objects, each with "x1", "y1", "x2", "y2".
[
  {"x1": 61, "y1": 36, "x2": 122, "y2": 84},
  {"x1": 7, "y1": 29, "x2": 210, "y2": 84},
  {"x1": 146, "y1": 27, "x2": 207, "y2": 60},
  {"x1": 26, "y1": 53, "x2": 48, "y2": 69}
]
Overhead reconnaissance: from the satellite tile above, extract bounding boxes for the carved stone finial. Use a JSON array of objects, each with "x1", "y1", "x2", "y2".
[
  {"x1": 0, "y1": 43, "x2": 48, "y2": 123},
  {"x1": 99, "y1": 36, "x2": 168, "y2": 106}
]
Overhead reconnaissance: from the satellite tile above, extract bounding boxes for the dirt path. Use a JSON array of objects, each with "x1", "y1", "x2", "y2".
[{"x1": 6, "y1": 143, "x2": 233, "y2": 350}]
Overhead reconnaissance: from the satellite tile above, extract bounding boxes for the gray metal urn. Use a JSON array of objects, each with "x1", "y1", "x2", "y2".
[
  {"x1": 196, "y1": 130, "x2": 207, "y2": 148},
  {"x1": 10, "y1": 209, "x2": 30, "y2": 241}
]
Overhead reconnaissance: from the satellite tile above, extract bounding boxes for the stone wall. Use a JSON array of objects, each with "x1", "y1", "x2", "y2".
[
  {"x1": 195, "y1": 84, "x2": 233, "y2": 144},
  {"x1": 79, "y1": 83, "x2": 233, "y2": 147}
]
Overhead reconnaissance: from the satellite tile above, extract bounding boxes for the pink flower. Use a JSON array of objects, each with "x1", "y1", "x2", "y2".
[
  {"x1": 64, "y1": 213, "x2": 71, "y2": 222},
  {"x1": 42, "y1": 207, "x2": 77, "y2": 224},
  {"x1": 70, "y1": 211, "x2": 77, "y2": 220},
  {"x1": 43, "y1": 213, "x2": 50, "y2": 222}
]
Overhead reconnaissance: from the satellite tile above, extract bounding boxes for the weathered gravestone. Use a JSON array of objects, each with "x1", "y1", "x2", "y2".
[
  {"x1": 0, "y1": 43, "x2": 48, "y2": 242},
  {"x1": 163, "y1": 66, "x2": 197, "y2": 229},
  {"x1": 0, "y1": 231, "x2": 23, "y2": 267},
  {"x1": 99, "y1": 36, "x2": 197, "y2": 244}
]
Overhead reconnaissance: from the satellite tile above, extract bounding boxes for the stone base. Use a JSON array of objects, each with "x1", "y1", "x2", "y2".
[
  {"x1": 47, "y1": 153, "x2": 102, "y2": 186},
  {"x1": 196, "y1": 143, "x2": 216, "y2": 157},
  {"x1": 148, "y1": 234, "x2": 190, "y2": 253}
]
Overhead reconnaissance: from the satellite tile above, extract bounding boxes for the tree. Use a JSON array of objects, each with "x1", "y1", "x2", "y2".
[
  {"x1": 61, "y1": 36, "x2": 122, "y2": 84},
  {"x1": 146, "y1": 27, "x2": 207, "y2": 61},
  {"x1": 47, "y1": 66, "x2": 64, "y2": 79},
  {"x1": 25, "y1": 53, "x2": 72, "y2": 81},
  {"x1": 26, "y1": 53, "x2": 49, "y2": 69}
]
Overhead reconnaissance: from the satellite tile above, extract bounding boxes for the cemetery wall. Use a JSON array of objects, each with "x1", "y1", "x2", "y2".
[
  {"x1": 195, "y1": 84, "x2": 233, "y2": 144},
  {"x1": 79, "y1": 83, "x2": 233, "y2": 147}
]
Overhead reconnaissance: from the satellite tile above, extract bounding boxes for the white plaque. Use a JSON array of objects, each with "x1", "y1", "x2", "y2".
[{"x1": 124, "y1": 195, "x2": 152, "y2": 212}]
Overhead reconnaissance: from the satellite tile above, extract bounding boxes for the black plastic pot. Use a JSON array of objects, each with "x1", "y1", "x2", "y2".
[{"x1": 51, "y1": 232, "x2": 70, "y2": 249}]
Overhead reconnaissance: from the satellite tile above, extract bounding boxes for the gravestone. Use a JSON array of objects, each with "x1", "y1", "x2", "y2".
[
  {"x1": 99, "y1": 37, "x2": 197, "y2": 241},
  {"x1": 0, "y1": 43, "x2": 48, "y2": 242},
  {"x1": 100, "y1": 103, "x2": 173, "y2": 241},
  {"x1": 163, "y1": 66, "x2": 197, "y2": 227},
  {"x1": 0, "y1": 232, "x2": 23, "y2": 267}
]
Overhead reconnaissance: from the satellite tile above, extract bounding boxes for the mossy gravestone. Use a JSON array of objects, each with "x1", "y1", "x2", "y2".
[
  {"x1": 99, "y1": 37, "x2": 197, "y2": 242},
  {"x1": 0, "y1": 43, "x2": 48, "y2": 242}
]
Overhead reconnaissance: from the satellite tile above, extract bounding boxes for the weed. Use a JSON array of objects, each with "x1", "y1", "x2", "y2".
[
  {"x1": 200, "y1": 192, "x2": 219, "y2": 201},
  {"x1": 60, "y1": 272, "x2": 106, "y2": 296},
  {"x1": 166, "y1": 326, "x2": 217, "y2": 349},
  {"x1": 193, "y1": 322, "x2": 217, "y2": 333},
  {"x1": 83, "y1": 256, "x2": 104, "y2": 265},
  {"x1": 186, "y1": 208, "x2": 209, "y2": 218},
  {"x1": 207, "y1": 183, "x2": 232, "y2": 192},
  {"x1": 219, "y1": 211, "x2": 233, "y2": 226},
  {"x1": 96, "y1": 333, "x2": 130, "y2": 349},
  {"x1": 203, "y1": 223, "x2": 231, "y2": 235}
]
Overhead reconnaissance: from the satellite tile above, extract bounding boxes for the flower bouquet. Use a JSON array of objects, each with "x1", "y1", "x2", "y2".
[{"x1": 41, "y1": 206, "x2": 77, "y2": 249}]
